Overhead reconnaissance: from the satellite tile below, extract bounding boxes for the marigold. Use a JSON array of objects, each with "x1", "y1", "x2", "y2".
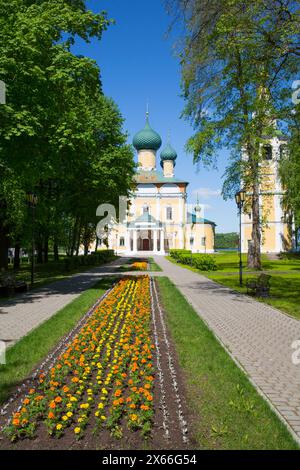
[
  {"x1": 130, "y1": 414, "x2": 138, "y2": 422},
  {"x1": 74, "y1": 427, "x2": 81, "y2": 435},
  {"x1": 48, "y1": 412, "x2": 55, "y2": 419}
]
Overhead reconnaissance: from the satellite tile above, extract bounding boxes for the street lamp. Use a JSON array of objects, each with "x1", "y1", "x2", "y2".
[
  {"x1": 235, "y1": 189, "x2": 246, "y2": 286},
  {"x1": 26, "y1": 192, "x2": 38, "y2": 286}
]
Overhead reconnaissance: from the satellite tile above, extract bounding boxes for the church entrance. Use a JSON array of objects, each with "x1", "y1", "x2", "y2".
[{"x1": 142, "y1": 239, "x2": 150, "y2": 251}]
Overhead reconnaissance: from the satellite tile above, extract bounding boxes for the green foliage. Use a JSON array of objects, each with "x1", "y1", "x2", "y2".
[
  {"x1": 169, "y1": 249, "x2": 218, "y2": 271},
  {"x1": 63, "y1": 250, "x2": 115, "y2": 272},
  {"x1": 215, "y1": 233, "x2": 239, "y2": 249},
  {"x1": 0, "y1": 0, "x2": 135, "y2": 269},
  {"x1": 167, "y1": 0, "x2": 300, "y2": 269}
]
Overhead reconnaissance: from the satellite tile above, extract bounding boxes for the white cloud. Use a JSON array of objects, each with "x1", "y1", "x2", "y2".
[{"x1": 192, "y1": 188, "x2": 221, "y2": 200}]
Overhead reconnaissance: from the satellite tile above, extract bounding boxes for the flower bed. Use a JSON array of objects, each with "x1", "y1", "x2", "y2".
[
  {"x1": 3, "y1": 276, "x2": 154, "y2": 442},
  {"x1": 131, "y1": 261, "x2": 148, "y2": 271}
]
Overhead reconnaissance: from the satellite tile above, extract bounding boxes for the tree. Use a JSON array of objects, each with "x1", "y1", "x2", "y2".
[
  {"x1": 0, "y1": 1, "x2": 135, "y2": 269},
  {"x1": 166, "y1": 0, "x2": 300, "y2": 268},
  {"x1": 280, "y1": 104, "x2": 300, "y2": 248}
]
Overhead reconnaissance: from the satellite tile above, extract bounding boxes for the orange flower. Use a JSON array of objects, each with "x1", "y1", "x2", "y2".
[
  {"x1": 23, "y1": 398, "x2": 30, "y2": 405},
  {"x1": 29, "y1": 389, "x2": 35, "y2": 395},
  {"x1": 48, "y1": 412, "x2": 55, "y2": 419},
  {"x1": 72, "y1": 377, "x2": 79, "y2": 383},
  {"x1": 129, "y1": 403, "x2": 136, "y2": 409},
  {"x1": 12, "y1": 418, "x2": 20, "y2": 426},
  {"x1": 35, "y1": 395, "x2": 44, "y2": 401},
  {"x1": 114, "y1": 389, "x2": 122, "y2": 397},
  {"x1": 49, "y1": 401, "x2": 56, "y2": 409},
  {"x1": 140, "y1": 405, "x2": 149, "y2": 411},
  {"x1": 54, "y1": 396, "x2": 62, "y2": 403}
]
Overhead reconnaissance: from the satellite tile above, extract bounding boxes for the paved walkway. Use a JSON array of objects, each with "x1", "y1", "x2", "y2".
[
  {"x1": 153, "y1": 256, "x2": 300, "y2": 443},
  {"x1": 1, "y1": 253, "x2": 300, "y2": 442},
  {"x1": 0, "y1": 258, "x2": 127, "y2": 347}
]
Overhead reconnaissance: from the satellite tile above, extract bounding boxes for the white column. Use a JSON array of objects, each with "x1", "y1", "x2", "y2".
[
  {"x1": 160, "y1": 230, "x2": 165, "y2": 254},
  {"x1": 126, "y1": 231, "x2": 131, "y2": 253},
  {"x1": 133, "y1": 230, "x2": 137, "y2": 253},
  {"x1": 156, "y1": 193, "x2": 161, "y2": 221},
  {"x1": 153, "y1": 230, "x2": 158, "y2": 253}
]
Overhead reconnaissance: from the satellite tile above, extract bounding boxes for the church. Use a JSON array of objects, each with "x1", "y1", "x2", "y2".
[{"x1": 107, "y1": 114, "x2": 216, "y2": 255}]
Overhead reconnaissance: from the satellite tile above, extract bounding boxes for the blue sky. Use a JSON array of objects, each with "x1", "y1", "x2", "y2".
[{"x1": 73, "y1": 0, "x2": 238, "y2": 233}]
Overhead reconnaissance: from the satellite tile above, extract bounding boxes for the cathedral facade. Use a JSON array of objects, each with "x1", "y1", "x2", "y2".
[{"x1": 107, "y1": 115, "x2": 216, "y2": 255}]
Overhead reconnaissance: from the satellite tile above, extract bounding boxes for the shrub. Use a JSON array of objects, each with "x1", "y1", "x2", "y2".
[
  {"x1": 170, "y1": 250, "x2": 218, "y2": 271},
  {"x1": 192, "y1": 254, "x2": 218, "y2": 271},
  {"x1": 169, "y1": 249, "x2": 192, "y2": 261},
  {"x1": 63, "y1": 250, "x2": 115, "y2": 272}
]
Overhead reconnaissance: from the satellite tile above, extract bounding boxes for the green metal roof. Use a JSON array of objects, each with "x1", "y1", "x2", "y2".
[
  {"x1": 134, "y1": 169, "x2": 188, "y2": 185},
  {"x1": 133, "y1": 117, "x2": 162, "y2": 151},
  {"x1": 187, "y1": 212, "x2": 216, "y2": 226},
  {"x1": 128, "y1": 213, "x2": 161, "y2": 228},
  {"x1": 160, "y1": 142, "x2": 177, "y2": 163}
]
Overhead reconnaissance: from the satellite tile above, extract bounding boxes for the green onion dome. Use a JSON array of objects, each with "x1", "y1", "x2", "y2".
[
  {"x1": 133, "y1": 117, "x2": 162, "y2": 151},
  {"x1": 160, "y1": 142, "x2": 177, "y2": 167}
]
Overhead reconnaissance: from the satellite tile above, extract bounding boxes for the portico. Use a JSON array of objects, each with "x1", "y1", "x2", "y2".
[{"x1": 127, "y1": 213, "x2": 165, "y2": 254}]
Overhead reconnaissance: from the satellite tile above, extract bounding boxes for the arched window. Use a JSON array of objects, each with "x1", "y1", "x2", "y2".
[
  {"x1": 262, "y1": 144, "x2": 272, "y2": 160},
  {"x1": 119, "y1": 237, "x2": 125, "y2": 247},
  {"x1": 166, "y1": 206, "x2": 172, "y2": 220},
  {"x1": 190, "y1": 237, "x2": 194, "y2": 246}
]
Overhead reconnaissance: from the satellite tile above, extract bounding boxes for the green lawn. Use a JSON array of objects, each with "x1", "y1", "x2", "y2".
[
  {"x1": 0, "y1": 277, "x2": 115, "y2": 404},
  {"x1": 148, "y1": 257, "x2": 162, "y2": 272},
  {"x1": 167, "y1": 251, "x2": 300, "y2": 319},
  {"x1": 2, "y1": 255, "x2": 117, "y2": 298},
  {"x1": 157, "y1": 276, "x2": 299, "y2": 450}
]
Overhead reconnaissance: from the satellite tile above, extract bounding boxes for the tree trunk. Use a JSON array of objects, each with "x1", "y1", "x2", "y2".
[
  {"x1": 71, "y1": 216, "x2": 79, "y2": 256},
  {"x1": 54, "y1": 240, "x2": 59, "y2": 261},
  {"x1": 37, "y1": 240, "x2": 43, "y2": 264},
  {"x1": 44, "y1": 237, "x2": 49, "y2": 263},
  {"x1": 0, "y1": 223, "x2": 9, "y2": 270},
  {"x1": 248, "y1": 175, "x2": 262, "y2": 269},
  {"x1": 95, "y1": 237, "x2": 99, "y2": 252},
  {"x1": 14, "y1": 242, "x2": 21, "y2": 270}
]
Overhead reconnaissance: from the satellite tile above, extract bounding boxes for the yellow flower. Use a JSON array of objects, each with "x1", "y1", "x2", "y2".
[
  {"x1": 62, "y1": 415, "x2": 68, "y2": 422},
  {"x1": 80, "y1": 403, "x2": 89, "y2": 409},
  {"x1": 66, "y1": 411, "x2": 73, "y2": 418},
  {"x1": 74, "y1": 427, "x2": 81, "y2": 435},
  {"x1": 94, "y1": 411, "x2": 100, "y2": 417},
  {"x1": 78, "y1": 417, "x2": 84, "y2": 423},
  {"x1": 66, "y1": 403, "x2": 72, "y2": 409},
  {"x1": 98, "y1": 403, "x2": 104, "y2": 409},
  {"x1": 56, "y1": 423, "x2": 63, "y2": 430},
  {"x1": 101, "y1": 415, "x2": 106, "y2": 420},
  {"x1": 70, "y1": 397, "x2": 77, "y2": 402}
]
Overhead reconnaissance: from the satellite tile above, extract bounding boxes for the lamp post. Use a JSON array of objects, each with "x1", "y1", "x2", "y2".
[
  {"x1": 26, "y1": 192, "x2": 38, "y2": 287},
  {"x1": 235, "y1": 189, "x2": 246, "y2": 286}
]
